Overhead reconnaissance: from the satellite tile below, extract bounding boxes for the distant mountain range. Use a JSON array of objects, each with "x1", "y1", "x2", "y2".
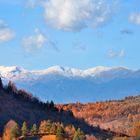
[{"x1": 0, "y1": 65, "x2": 140, "y2": 103}]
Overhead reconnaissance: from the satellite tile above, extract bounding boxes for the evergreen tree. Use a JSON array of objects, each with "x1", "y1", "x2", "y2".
[
  {"x1": 45, "y1": 120, "x2": 52, "y2": 133},
  {"x1": 0, "y1": 78, "x2": 3, "y2": 90},
  {"x1": 21, "y1": 121, "x2": 28, "y2": 136},
  {"x1": 50, "y1": 100, "x2": 54, "y2": 108},
  {"x1": 73, "y1": 128, "x2": 86, "y2": 140},
  {"x1": 10, "y1": 123, "x2": 20, "y2": 139},
  {"x1": 7, "y1": 81, "x2": 17, "y2": 93},
  {"x1": 50, "y1": 123, "x2": 57, "y2": 134},
  {"x1": 30, "y1": 124, "x2": 38, "y2": 136},
  {"x1": 56, "y1": 125, "x2": 65, "y2": 140},
  {"x1": 46, "y1": 101, "x2": 49, "y2": 108}
]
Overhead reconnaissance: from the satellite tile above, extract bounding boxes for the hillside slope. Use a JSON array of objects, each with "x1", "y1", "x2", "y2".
[
  {"x1": 58, "y1": 95, "x2": 140, "y2": 137},
  {"x1": 0, "y1": 82, "x2": 116, "y2": 139}
]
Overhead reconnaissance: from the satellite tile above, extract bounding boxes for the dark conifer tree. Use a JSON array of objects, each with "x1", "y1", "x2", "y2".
[
  {"x1": 7, "y1": 80, "x2": 17, "y2": 93},
  {"x1": 50, "y1": 100, "x2": 54, "y2": 108},
  {"x1": 0, "y1": 77, "x2": 3, "y2": 90}
]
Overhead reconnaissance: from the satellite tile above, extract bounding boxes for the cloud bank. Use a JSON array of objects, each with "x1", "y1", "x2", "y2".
[
  {"x1": 44, "y1": 0, "x2": 112, "y2": 32},
  {"x1": 0, "y1": 20, "x2": 15, "y2": 43}
]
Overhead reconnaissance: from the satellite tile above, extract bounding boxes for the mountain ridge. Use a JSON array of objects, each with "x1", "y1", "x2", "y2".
[
  {"x1": 0, "y1": 65, "x2": 136, "y2": 79},
  {"x1": 0, "y1": 65, "x2": 140, "y2": 103}
]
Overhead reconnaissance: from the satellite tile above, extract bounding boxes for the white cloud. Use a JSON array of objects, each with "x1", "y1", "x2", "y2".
[
  {"x1": 23, "y1": 30, "x2": 46, "y2": 53},
  {"x1": 22, "y1": 29, "x2": 58, "y2": 53},
  {"x1": 108, "y1": 50, "x2": 125, "y2": 59},
  {"x1": 0, "y1": 20, "x2": 15, "y2": 43},
  {"x1": 129, "y1": 13, "x2": 140, "y2": 25},
  {"x1": 44, "y1": 0, "x2": 112, "y2": 31}
]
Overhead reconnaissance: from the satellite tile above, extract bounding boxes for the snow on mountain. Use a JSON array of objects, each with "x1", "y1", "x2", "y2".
[
  {"x1": 83, "y1": 66, "x2": 112, "y2": 76},
  {"x1": 0, "y1": 65, "x2": 139, "y2": 103},
  {"x1": 0, "y1": 66, "x2": 26, "y2": 74},
  {"x1": 0, "y1": 65, "x2": 135, "y2": 80},
  {"x1": 31, "y1": 65, "x2": 83, "y2": 77},
  {"x1": 0, "y1": 66, "x2": 27, "y2": 80}
]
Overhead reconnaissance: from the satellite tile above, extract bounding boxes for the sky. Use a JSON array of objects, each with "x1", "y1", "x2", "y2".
[{"x1": 0, "y1": 0, "x2": 140, "y2": 70}]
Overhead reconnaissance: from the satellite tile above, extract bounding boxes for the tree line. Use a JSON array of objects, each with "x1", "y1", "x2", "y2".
[
  {"x1": 0, "y1": 78, "x2": 56, "y2": 110},
  {"x1": 2, "y1": 119, "x2": 86, "y2": 140}
]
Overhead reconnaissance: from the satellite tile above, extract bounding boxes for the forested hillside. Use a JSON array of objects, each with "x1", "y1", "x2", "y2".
[
  {"x1": 0, "y1": 78, "x2": 140, "y2": 139},
  {"x1": 57, "y1": 96, "x2": 140, "y2": 139},
  {"x1": 0, "y1": 78, "x2": 117, "y2": 140}
]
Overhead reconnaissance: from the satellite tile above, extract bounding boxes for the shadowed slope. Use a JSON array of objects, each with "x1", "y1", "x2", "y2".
[{"x1": 0, "y1": 86, "x2": 117, "y2": 139}]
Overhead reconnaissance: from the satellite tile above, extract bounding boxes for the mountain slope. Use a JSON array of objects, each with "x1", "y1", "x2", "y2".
[
  {"x1": 0, "y1": 65, "x2": 140, "y2": 103},
  {"x1": 0, "y1": 84, "x2": 116, "y2": 139},
  {"x1": 58, "y1": 95, "x2": 140, "y2": 137}
]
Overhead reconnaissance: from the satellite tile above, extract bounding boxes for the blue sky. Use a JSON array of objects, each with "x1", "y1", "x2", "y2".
[{"x1": 0, "y1": 0, "x2": 140, "y2": 70}]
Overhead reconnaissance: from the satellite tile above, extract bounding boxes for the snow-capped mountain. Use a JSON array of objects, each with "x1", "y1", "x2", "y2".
[
  {"x1": 0, "y1": 65, "x2": 135, "y2": 80},
  {"x1": 0, "y1": 65, "x2": 140, "y2": 103}
]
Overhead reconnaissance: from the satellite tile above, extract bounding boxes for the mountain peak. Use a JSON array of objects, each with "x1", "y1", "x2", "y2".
[
  {"x1": 0, "y1": 66, "x2": 26, "y2": 73},
  {"x1": 46, "y1": 65, "x2": 65, "y2": 72},
  {"x1": 32, "y1": 65, "x2": 65, "y2": 75},
  {"x1": 0, "y1": 66, "x2": 27, "y2": 80}
]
